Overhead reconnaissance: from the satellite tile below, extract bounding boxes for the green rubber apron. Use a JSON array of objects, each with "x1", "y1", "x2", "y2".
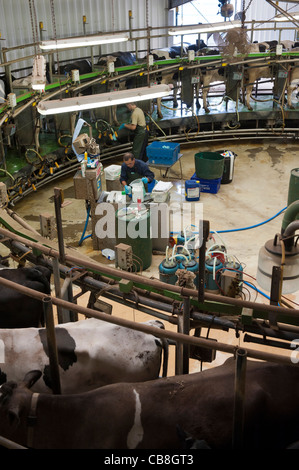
[
  {"x1": 132, "y1": 125, "x2": 146, "y2": 159},
  {"x1": 127, "y1": 168, "x2": 148, "y2": 192}
]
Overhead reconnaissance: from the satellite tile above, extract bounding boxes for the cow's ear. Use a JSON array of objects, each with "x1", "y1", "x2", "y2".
[{"x1": 22, "y1": 370, "x2": 42, "y2": 389}]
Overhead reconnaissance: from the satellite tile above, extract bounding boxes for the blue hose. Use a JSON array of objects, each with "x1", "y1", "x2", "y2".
[
  {"x1": 170, "y1": 207, "x2": 287, "y2": 235},
  {"x1": 78, "y1": 205, "x2": 91, "y2": 246},
  {"x1": 210, "y1": 206, "x2": 287, "y2": 234},
  {"x1": 243, "y1": 280, "x2": 272, "y2": 301}
]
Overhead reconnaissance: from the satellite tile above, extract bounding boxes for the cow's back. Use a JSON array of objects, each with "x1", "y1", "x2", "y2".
[{"x1": 0, "y1": 318, "x2": 164, "y2": 394}]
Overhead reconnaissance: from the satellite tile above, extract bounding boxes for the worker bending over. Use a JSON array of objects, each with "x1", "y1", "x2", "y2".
[{"x1": 120, "y1": 152, "x2": 155, "y2": 194}]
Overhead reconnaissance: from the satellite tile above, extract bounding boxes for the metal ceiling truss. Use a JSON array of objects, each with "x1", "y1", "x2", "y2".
[
  {"x1": 266, "y1": 0, "x2": 299, "y2": 27},
  {"x1": 168, "y1": 0, "x2": 193, "y2": 10}
]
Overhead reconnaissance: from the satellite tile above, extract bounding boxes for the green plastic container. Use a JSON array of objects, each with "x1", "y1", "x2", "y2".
[
  {"x1": 195, "y1": 152, "x2": 225, "y2": 180},
  {"x1": 287, "y1": 168, "x2": 299, "y2": 206},
  {"x1": 116, "y1": 205, "x2": 152, "y2": 272}
]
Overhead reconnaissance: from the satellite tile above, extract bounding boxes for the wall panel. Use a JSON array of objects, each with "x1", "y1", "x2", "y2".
[{"x1": 0, "y1": 0, "x2": 170, "y2": 76}]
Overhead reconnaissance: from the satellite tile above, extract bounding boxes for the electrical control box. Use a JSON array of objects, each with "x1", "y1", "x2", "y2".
[
  {"x1": 39, "y1": 212, "x2": 56, "y2": 239},
  {"x1": 7, "y1": 93, "x2": 17, "y2": 108},
  {"x1": 73, "y1": 162, "x2": 102, "y2": 201},
  {"x1": 108, "y1": 61, "x2": 115, "y2": 74},
  {"x1": 148, "y1": 54, "x2": 154, "y2": 67},
  {"x1": 220, "y1": 270, "x2": 240, "y2": 298},
  {"x1": 188, "y1": 49, "x2": 195, "y2": 61},
  {"x1": 191, "y1": 75, "x2": 200, "y2": 84},
  {"x1": 115, "y1": 243, "x2": 133, "y2": 271},
  {"x1": 276, "y1": 44, "x2": 283, "y2": 55}
]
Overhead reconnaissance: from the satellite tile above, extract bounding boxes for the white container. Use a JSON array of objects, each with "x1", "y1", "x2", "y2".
[
  {"x1": 104, "y1": 164, "x2": 121, "y2": 181},
  {"x1": 132, "y1": 185, "x2": 144, "y2": 202},
  {"x1": 130, "y1": 179, "x2": 146, "y2": 199},
  {"x1": 152, "y1": 190, "x2": 170, "y2": 202}
]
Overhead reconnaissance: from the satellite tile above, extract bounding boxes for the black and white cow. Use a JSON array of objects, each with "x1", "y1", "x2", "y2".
[
  {"x1": 0, "y1": 318, "x2": 167, "y2": 394},
  {"x1": 151, "y1": 46, "x2": 187, "y2": 61},
  {"x1": 0, "y1": 266, "x2": 51, "y2": 328},
  {"x1": 97, "y1": 52, "x2": 136, "y2": 68},
  {"x1": 58, "y1": 59, "x2": 93, "y2": 76},
  {"x1": 1, "y1": 358, "x2": 299, "y2": 449},
  {"x1": 286, "y1": 65, "x2": 299, "y2": 108}
]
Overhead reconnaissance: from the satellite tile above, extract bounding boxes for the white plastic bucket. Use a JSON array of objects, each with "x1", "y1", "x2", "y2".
[{"x1": 104, "y1": 164, "x2": 121, "y2": 181}]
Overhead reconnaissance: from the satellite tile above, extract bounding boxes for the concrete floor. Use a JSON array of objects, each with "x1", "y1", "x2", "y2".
[{"x1": 7, "y1": 137, "x2": 299, "y2": 375}]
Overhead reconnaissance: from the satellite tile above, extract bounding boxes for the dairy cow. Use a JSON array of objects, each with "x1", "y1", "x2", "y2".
[
  {"x1": 0, "y1": 359, "x2": 299, "y2": 449},
  {"x1": 286, "y1": 65, "x2": 299, "y2": 108},
  {"x1": 0, "y1": 318, "x2": 167, "y2": 394},
  {"x1": 0, "y1": 266, "x2": 51, "y2": 328},
  {"x1": 97, "y1": 52, "x2": 136, "y2": 68}
]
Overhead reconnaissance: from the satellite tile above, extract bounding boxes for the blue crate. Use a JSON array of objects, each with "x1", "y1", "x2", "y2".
[
  {"x1": 191, "y1": 173, "x2": 221, "y2": 194},
  {"x1": 146, "y1": 141, "x2": 180, "y2": 165}
]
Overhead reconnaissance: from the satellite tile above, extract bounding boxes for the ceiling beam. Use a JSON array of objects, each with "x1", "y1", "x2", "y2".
[
  {"x1": 168, "y1": 0, "x2": 192, "y2": 10},
  {"x1": 266, "y1": 0, "x2": 299, "y2": 27}
]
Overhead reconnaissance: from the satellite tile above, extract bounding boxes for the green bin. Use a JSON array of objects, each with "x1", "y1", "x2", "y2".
[
  {"x1": 287, "y1": 168, "x2": 299, "y2": 206},
  {"x1": 195, "y1": 152, "x2": 225, "y2": 180}
]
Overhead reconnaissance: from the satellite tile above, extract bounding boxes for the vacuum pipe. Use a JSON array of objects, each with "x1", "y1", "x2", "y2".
[{"x1": 1, "y1": 226, "x2": 299, "y2": 320}]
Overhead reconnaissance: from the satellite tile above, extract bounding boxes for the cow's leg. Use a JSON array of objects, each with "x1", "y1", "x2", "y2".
[
  {"x1": 195, "y1": 83, "x2": 201, "y2": 109},
  {"x1": 173, "y1": 87, "x2": 178, "y2": 108},
  {"x1": 245, "y1": 81, "x2": 254, "y2": 111},
  {"x1": 112, "y1": 105, "x2": 119, "y2": 126},
  {"x1": 202, "y1": 79, "x2": 210, "y2": 113},
  {"x1": 156, "y1": 97, "x2": 163, "y2": 119}
]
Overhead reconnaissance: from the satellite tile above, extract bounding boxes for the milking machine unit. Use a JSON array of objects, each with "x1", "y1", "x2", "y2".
[{"x1": 160, "y1": 226, "x2": 244, "y2": 299}]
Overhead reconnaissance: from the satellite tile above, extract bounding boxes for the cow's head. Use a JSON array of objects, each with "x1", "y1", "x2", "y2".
[{"x1": 0, "y1": 370, "x2": 42, "y2": 427}]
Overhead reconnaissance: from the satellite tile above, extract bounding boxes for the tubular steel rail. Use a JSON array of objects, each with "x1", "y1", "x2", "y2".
[{"x1": 0, "y1": 220, "x2": 298, "y2": 450}]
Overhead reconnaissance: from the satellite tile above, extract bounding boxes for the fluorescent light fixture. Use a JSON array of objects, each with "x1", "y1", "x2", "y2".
[
  {"x1": 40, "y1": 33, "x2": 129, "y2": 50},
  {"x1": 37, "y1": 84, "x2": 172, "y2": 115},
  {"x1": 168, "y1": 20, "x2": 242, "y2": 36},
  {"x1": 273, "y1": 11, "x2": 299, "y2": 21}
]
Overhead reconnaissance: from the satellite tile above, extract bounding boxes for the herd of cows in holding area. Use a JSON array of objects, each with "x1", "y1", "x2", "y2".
[{"x1": 0, "y1": 264, "x2": 299, "y2": 449}]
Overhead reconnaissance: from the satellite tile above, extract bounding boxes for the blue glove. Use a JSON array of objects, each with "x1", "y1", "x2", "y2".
[
  {"x1": 119, "y1": 123, "x2": 126, "y2": 130},
  {"x1": 124, "y1": 185, "x2": 131, "y2": 195},
  {"x1": 142, "y1": 177, "x2": 148, "y2": 184}
]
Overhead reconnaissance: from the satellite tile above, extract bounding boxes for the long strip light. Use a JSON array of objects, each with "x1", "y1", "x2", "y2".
[
  {"x1": 40, "y1": 33, "x2": 129, "y2": 50},
  {"x1": 168, "y1": 20, "x2": 242, "y2": 36},
  {"x1": 273, "y1": 11, "x2": 299, "y2": 21},
  {"x1": 37, "y1": 84, "x2": 172, "y2": 115}
]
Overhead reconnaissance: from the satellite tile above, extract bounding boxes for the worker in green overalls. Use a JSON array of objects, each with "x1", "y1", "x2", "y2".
[{"x1": 118, "y1": 103, "x2": 148, "y2": 161}]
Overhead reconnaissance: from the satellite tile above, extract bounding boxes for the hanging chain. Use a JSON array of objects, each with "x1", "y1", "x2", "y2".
[
  {"x1": 28, "y1": 0, "x2": 38, "y2": 54},
  {"x1": 50, "y1": 0, "x2": 60, "y2": 83},
  {"x1": 146, "y1": 0, "x2": 150, "y2": 86},
  {"x1": 111, "y1": 0, "x2": 115, "y2": 32},
  {"x1": 28, "y1": 0, "x2": 41, "y2": 78},
  {"x1": 241, "y1": 0, "x2": 254, "y2": 29}
]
